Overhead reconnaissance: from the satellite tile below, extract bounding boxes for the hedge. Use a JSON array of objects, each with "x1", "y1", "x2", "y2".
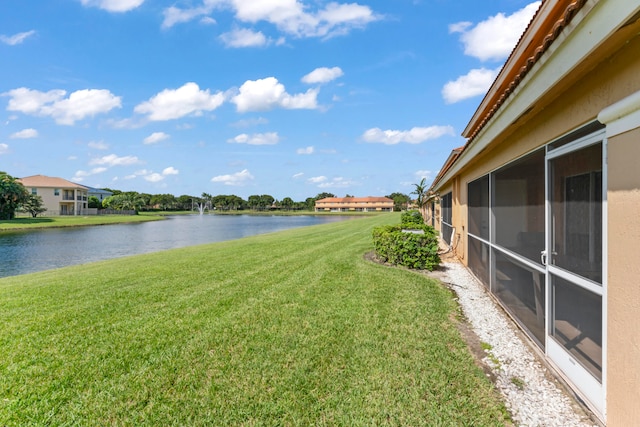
[{"x1": 372, "y1": 223, "x2": 440, "y2": 271}]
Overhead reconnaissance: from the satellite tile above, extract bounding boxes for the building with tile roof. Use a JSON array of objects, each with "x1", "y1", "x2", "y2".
[
  {"x1": 428, "y1": 1, "x2": 640, "y2": 424},
  {"x1": 314, "y1": 196, "x2": 394, "y2": 212},
  {"x1": 18, "y1": 175, "x2": 89, "y2": 216}
]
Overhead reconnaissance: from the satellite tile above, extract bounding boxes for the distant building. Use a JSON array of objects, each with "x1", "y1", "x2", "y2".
[
  {"x1": 314, "y1": 197, "x2": 393, "y2": 212},
  {"x1": 17, "y1": 175, "x2": 89, "y2": 216},
  {"x1": 84, "y1": 186, "x2": 113, "y2": 202}
]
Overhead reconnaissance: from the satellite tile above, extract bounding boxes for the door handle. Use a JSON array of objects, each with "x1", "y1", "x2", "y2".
[{"x1": 541, "y1": 250, "x2": 547, "y2": 265}]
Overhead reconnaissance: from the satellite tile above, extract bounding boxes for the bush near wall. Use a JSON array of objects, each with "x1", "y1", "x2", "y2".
[{"x1": 372, "y1": 222, "x2": 440, "y2": 271}]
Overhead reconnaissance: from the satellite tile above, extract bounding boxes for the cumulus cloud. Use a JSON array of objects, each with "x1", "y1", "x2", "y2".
[
  {"x1": 10, "y1": 128, "x2": 38, "y2": 139},
  {"x1": 308, "y1": 176, "x2": 327, "y2": 184},
  {"x1": 89, "y1": 154, "x2": 140, "y2": 167},
  {"x1": 227, "y1": 132, "x2": 279, "y2": 145},
  {"x1": 3, "y1": 87, "x2": 121, "y2": 125},
  {"x1": 72, "y1": 167, "x2": 108, "y2": 182},
  {"x1": 0, "y1": 143, "x2": 9, "y2": 155},
  {"x1": 296, "y1": 146, "x2": 314, "y2": 155},
  {"x1": 88, "y1": 140, "x2": 109, "y2": 150},
  {"x1": 144, "y1": 173, "x2": 164, "y2": 182},
  {"x1": 144, "y1": 131, "x2": 170, "y2": 144},
  {"x1": 162, "y1": 5, "x2": 212, "y2": 29},
  {"x1": 162, "y1": 166, "x2": 179, "y2": 175},
  {"x1": 161, "y1": 0, "x2": 380, "y2": 40},
  {"x1": 211, "y1": 169, "x2": 255, "y2": 186},
  {"x1": 134, "y1": 82, "x2": 225, "y2": 121},
  {"x1": 301, "y1": 67, "x2": 343, "y2": 84},
  {"x1": 219, "y1": 28, "x2": 268, "y2": 48},
  {"x1": 361, "y1": 125, "x2": 454, "y2": 145},
  {"x1": 231, "y1": 77, "x2": 318, "y2": 112},
  {"x1": 80, "y1": 0, "x2": 145, "y2": 13},
  {"x1": 0, "y1": 30, "x2": 36, "y2": 46},
  {"x1": 450, "y1": 2, "x2": 540, "y2": 61},
  {"x1": 442, "y1": 67, "x2": 501, "y2": 104}
]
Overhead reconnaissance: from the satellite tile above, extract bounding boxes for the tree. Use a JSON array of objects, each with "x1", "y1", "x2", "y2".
[
  {"x1": 88, "y1": 195, "x2": 102, "y2": 209},
  {"x1": 386, "y1": 192, "x2": 411, "y2": 212},
  {"x1": 280, "y1": 197, "x2": 294, "y2": 211},
  {"x1": 20, "y1": 194, "x2": 47, "y2": 218},
  {"x1": 0, "y1": 171, "x2": 29, "y2": 220},
  {"x1": 411, "y1": 178, "x2": 429, "y2": 223},
  {"x1": 315, "y1": 192, "x2": 335, "y2": 200}
]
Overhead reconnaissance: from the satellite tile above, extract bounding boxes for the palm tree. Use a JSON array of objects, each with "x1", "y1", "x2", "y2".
[{"x1": 411, "y1": 178, "x2": 428, "y2": 223}]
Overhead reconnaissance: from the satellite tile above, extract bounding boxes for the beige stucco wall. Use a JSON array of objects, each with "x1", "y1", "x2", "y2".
[
  {"x1": 431, "y1": 21, "x2": 640, "y2": 425},
  {"x1": 606, "y1": 127, "x2": 640, "y2": 426}
]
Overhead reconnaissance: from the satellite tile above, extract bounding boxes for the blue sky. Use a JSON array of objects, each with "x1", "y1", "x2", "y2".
[{"x1": 1, "y1": 0, "x2": 540, "y2": 201}]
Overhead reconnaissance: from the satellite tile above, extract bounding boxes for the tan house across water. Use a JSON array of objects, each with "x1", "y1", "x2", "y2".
[
  {"x1": 428, "y1": 1, "x2": 640, "y2": 424},
  {"x1": 18, "y1": 175, "x2": 89, "y2": 216},
  {"x1": 314, "y1": 197, "x2": 394, "y2": 212}
]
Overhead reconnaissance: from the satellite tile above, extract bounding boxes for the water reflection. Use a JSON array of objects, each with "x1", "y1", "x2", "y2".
[{"x1": 0, "y1": 215, "x2": 351, "y2": 278}]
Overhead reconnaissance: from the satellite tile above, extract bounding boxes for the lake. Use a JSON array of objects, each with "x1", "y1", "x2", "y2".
[{"x1": 0, "y1": 214, "x2": 354, "y2": 278}]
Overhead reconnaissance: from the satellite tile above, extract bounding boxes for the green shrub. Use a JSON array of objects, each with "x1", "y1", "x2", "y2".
[
  {"x1": 401, "y1": 210, "x2": 424, "y2": 228},
  {"x1": 372, "y1": 224, "x2": 440, "y2": 271}
]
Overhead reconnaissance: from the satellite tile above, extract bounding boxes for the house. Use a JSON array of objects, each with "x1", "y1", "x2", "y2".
[
  {"x1": 85, "y1": 186, "x2": 113, "y2": 203},
  {"x1": 314, "y1": 197, "x2": 394, "y2": 212},
  {"x1": 428, "y1": 1, "x2": 640, "y2": 424},
  {"x1": 17, "y1": 175, "x2": 89, "y2": 216}
]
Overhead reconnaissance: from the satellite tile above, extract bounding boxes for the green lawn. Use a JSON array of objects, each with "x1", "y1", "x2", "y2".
[
  {"x1": 0, "y1": 214, "x2": 163, "y2": 230},
  {"x1": 0, "y1": 214, "x2": 509, "y2": 426}
]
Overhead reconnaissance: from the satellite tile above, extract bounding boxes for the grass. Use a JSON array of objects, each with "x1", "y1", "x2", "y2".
[
  {"x1": 0, "y1": 214, "x2": 164, "y2": 230},
  {"x1": 0, "y1": 214, "x2": 509, "y2": 426}
]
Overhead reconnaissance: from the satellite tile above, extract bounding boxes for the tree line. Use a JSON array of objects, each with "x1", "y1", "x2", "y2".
[{"x1": 1, "y1": 171, "x2": 415, "y2": 219}]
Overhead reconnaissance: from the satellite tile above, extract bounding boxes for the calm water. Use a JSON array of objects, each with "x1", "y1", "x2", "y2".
[{"x1": 0, "y1": 214, "x2": 352, "y2": 278}]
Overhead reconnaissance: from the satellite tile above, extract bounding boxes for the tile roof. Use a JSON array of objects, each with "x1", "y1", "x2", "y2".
[
  {"x1": 18, "y1": 175, "x2": 88, "y2": 190},
  {"x1": 316, "y1": 197, "x2": 393, "y2": 203}
]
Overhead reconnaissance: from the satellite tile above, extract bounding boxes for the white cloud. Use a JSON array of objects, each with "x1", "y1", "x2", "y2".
[
  {"x1": 4, "y1": 87, "x2": 121, "y2": 125},
  {"x1": 301, "y1": 67, "x2": 343, "y2": 84},
  {"x1": 134, "y1": 82, "x2": 225, "y2": 121},
  {"x1": 89, "y1": 154, "x2": 140, "y2": 166},
  {"x1": 72, "y1": 167, "x2": 108, "y2": 182},
  {"x1": 162, "y1": 166, "x2": 179, "y2": 175},
  {"x1": 227, "y1": 132, "x2": 279, "y2": 145},
  {"x1": 144, "y1": 131, "x2": 170, "y2": 144},
  {"x1": 308, "y1": 176, "x2": 327, "y2": 183},
  {"x1": 450, "y1": 2, "x2": 540, "y2": 61},
  {"x1": 296, "y1": 146, "x2": 314, "y2": 155},
  {"x1": 10, "y1": 128, "x2": 38, "y2": 139},
  {"x1": 80, "y1": 0, "x2": 145, "y2": 13},
  {"x1": 0, "y1": 30, "x2": 36, "y2": 46},
  {"x1": 442, "y1": 67, "x2": 501, "y2": 104},
  {"x1": 88, "y1": 140, "x2": 109, "y2": 150},
  {"x1": 162, "y1": 5, "x2": 212, "y2": 29},
  {"x1": 0, "y1": 143, "x2": 9, "y2": 155},
  {"x1": 161, "y1": 1, "x2": 380, "y2": 39},
  {"x1": 362, "y1": 125, "x2": 455, "y2": 145},
  {"x1": 292, "y1": 172, "x2": 304, "y2": 179},
  {"x1": 219, "y1": 28, "x2": 268, "y2": 48},
  {"x1": 144, "y1": 173, "x2": 164, "y2": 182},
  {"x1": 211, "y1": 169, "x2": 254, "y2": 186},
  {"x1": 231, "y1": 77, "x2": 318, "y2": 112}
]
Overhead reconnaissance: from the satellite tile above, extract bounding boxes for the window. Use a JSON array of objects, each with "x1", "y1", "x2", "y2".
[
  {"x1": 441, "y1": 192, "x2": 453, "y2": 245},
  {"x1": 54, "y1": 189, "x2": 60, "y2": 196},
  {"x1": 493, "y1": 149, "x2": 545, "y2": 265},
  {"x1": 31, "y1": 188, "x2": 37, "y2": 195},
  {"x1": 468, "y1": 175, "x2": 489, "y2": 240}
]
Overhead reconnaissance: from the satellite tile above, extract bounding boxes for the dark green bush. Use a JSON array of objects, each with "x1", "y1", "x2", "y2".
[
  {"x1": 372, "y1": 223, "x2": 440, "y2": 271},
  {"x1": 400, "y1": 210, "x2": 424, "y2": 228}
]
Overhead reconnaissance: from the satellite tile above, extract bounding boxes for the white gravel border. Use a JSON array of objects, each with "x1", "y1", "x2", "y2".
[{"x1": 440, "y1": 261, "x2": 599, "y2": 427}]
